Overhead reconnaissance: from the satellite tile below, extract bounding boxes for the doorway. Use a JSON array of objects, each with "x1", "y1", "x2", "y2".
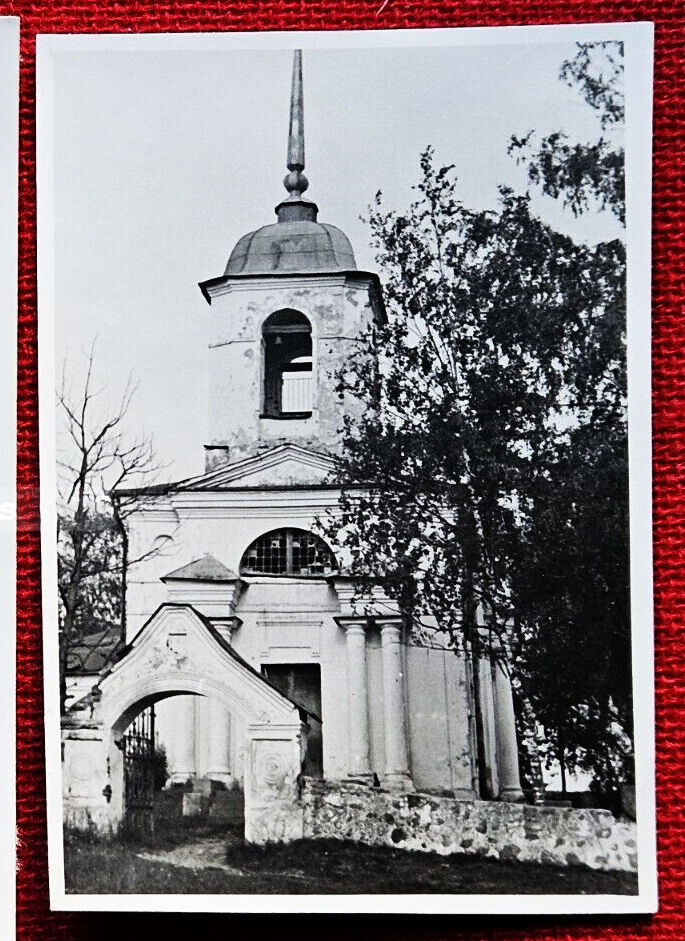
[{"x1": 262, "y1": 663, "x2": 323, "y2": 778}]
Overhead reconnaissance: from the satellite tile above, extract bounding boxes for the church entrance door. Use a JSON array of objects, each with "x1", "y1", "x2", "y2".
[{"x1": 262, "y1": 664, "x2": 323, "y2": 778}]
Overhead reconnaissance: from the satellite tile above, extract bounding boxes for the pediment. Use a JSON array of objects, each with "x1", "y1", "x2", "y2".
[
  {"x1": 179, "y1": 444, "x2": 337, "y2": 490},
  {"x1": 162, "y1": 554, "x2": 238, "y2": 582},
  {"x1": 92, "y1": 604, "x2": 301, "y2": 728}
]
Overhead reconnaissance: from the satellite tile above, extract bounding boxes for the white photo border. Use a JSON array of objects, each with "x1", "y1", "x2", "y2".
[{"x1": 37, "y1": 22, "x2": 656, "y2": 915}]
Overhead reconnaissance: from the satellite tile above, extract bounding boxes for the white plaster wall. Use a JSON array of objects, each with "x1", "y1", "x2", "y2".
[
  {"x1": 205, "y1": 275, "x2": 377, "y2": 465},
  {"x1": 124, "y1": 494, "x2": 341, "y2": 638},
  {"x1": 123, "y1": 496, "x2": 475, "y2": 794},
  {"x1": 65, "y1": 675, "x2": 95, "y2": 710},
  {"x1": 406, "y1": 645, "x2": 475, "y2": 796},
  {"x1": 236, "y1": 580, "x2": 346, "y2": 780},
  {"x1": 153, "y1": 605, "x2": 475, "y2": 793},
  {"x1": 147, "y1": 584, "x2": 348, "y2": 783}
]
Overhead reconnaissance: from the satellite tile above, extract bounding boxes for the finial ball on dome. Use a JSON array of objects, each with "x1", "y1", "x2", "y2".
[{"x1": 284, "y1": 169, "x2": 309, "y2": 195}]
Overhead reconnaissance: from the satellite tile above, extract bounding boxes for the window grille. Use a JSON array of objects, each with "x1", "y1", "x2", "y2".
[{"x1": 240, "y1": 528, "x2": 337, "y2": 577}]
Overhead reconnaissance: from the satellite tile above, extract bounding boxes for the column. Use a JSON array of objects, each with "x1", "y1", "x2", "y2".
[
  {"x1": 167, "y1": 695, "x2": 196, "y2": 786},
  {"x1": 339, "y1": 617, "x2": 372, "y2": 782},
  {"x1": 206, "y1": 699, "x2": 232, "y2": 786},
  {"x1": 379, "y1": 619, "x2": 413, "y2": 791},
  {"x1": 477, "y1": 656, "x2": 499, "y2": 799},
  {"x1": 492, "y1": 659, "x2": 525, "y2": 802}
]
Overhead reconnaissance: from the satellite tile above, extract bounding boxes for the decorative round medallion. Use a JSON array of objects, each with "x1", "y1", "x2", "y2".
[{"x1": 71, "y1": 755, "x2": 93, "y2": 782}]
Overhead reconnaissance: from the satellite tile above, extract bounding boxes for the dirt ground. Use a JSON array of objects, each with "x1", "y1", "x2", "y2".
[{"x1": 63, "y1": 826, "x2": 638, "y2": 896}]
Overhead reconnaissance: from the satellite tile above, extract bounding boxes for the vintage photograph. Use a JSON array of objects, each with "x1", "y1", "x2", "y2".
[{"x1": 38, "y1": 26, "x2": 655, "y2": 913}]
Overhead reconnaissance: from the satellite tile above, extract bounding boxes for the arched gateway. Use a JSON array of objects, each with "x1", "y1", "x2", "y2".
[{"x1": 61, "y1": 604, "x2": 309, "y2": 844}]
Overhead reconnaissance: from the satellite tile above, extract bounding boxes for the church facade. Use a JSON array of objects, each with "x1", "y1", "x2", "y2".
[{"x1": 61, "y1": 51, "x2": 524, "y2": 839}]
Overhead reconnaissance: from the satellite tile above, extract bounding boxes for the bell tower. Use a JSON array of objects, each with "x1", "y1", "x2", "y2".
[{"x1": 199, "y1": 50, "x2": 385, "y2": 471}]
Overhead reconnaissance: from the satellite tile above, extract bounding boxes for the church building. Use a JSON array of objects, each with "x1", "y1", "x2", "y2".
[{"x1": 62, "y1": 51, "x2": 524, "y2": 839}]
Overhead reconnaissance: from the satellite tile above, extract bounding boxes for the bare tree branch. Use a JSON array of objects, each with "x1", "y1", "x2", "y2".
[{"x1": 57, "y1": 344, "x2": 165, "y2": 714}]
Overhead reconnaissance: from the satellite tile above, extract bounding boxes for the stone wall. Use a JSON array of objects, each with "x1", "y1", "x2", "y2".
[{"x1": 301, "y1": 779, "x2": 637, "y2": 873}]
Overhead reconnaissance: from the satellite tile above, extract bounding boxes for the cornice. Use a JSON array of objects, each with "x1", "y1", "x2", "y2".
[{"x1": 199, "y1": 269, "x2": 381, "y2": 303}]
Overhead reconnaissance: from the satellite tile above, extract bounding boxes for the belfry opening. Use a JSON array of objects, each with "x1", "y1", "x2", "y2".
[{"x1": 262, "y1": 311, "x2": 313, "y2": 418}]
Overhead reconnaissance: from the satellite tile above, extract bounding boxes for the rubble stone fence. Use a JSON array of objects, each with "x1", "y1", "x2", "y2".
[{"x1": 300, "y1": 779, "x2": 637, "y2": 873}]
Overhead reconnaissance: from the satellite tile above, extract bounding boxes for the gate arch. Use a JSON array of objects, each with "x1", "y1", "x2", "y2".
[{"x1": 62, "y1": 604, "x2": 308, "y2": 844}]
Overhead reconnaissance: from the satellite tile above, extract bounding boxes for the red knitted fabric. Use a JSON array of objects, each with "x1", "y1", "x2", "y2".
[{"x1": 14, "y1": 2, "x2": 683, "y2": 937}]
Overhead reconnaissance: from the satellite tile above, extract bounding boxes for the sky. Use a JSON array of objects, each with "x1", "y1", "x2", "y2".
[{"x1": 50, "y1": 39, "x2": 624, "y2": 482}]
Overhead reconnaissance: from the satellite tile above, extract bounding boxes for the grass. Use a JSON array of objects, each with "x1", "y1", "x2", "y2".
[{"x1": 64, "y1": 827, "x2": 638, "y2": 896}]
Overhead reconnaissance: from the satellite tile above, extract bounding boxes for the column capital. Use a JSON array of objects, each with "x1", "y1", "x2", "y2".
[
  {"x1": 377, "y1": 617, "x2": 406, "y2": 639},
  {"x1": 334, "y1": 615, "x2": 369, "y2": 634}
]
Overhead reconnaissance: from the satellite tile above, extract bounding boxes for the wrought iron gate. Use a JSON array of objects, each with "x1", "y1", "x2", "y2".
[{"x1": 122, "y1": 705, "x2": 156, "y2": 838}]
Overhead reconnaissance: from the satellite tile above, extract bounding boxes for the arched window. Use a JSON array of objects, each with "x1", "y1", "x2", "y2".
[
  {"x1": 240, "y1": 528, "x2": 337, "y2": 577},
  {"x1": 262, "y1": 310, "x2": 312, "y2": 418}
]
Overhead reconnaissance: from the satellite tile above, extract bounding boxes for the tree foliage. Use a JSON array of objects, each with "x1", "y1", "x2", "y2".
[
  {"x1": 323, "y1": 135, "x2": 629, "y2": 793},
  {"x1": 509, "y1": 42, "x2": 625, "y2": 223}
]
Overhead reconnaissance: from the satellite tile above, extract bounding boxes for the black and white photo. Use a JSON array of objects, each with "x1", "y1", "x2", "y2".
[{"x1": 38, "y1": 25, "x2": 656, "y2": 914}]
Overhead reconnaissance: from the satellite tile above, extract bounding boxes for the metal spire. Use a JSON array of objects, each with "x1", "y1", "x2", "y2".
[
  {"x1": 276, "y1": 49, "x2": 318, "y2": 222},
  {"x1": 287, "y1": 49, "x2": 305, "y2": 177}
]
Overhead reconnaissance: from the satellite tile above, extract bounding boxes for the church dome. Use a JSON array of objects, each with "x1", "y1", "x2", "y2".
[
  {"x1": 218, "y1": 51, "x2": 359, "y2": 279},
  {"x1": 225, "y1": 220, "x2": 357, "y2": 276}
]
